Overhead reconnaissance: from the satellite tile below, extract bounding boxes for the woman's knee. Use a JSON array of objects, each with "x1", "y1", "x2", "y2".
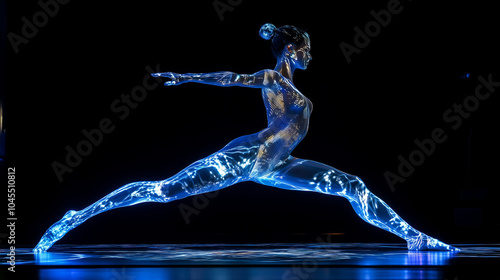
[
  {"x1": 129, "y1": 181, "x2": 169, "y2": 202},
  {"x1": 161, "y1": 156, "x2": 248, "y2": 198},
  {"x1": 344, "y1": 175, "x2": 369, "y2": 199},
  {"x1": 352, "y1": 175, "x2": 366, "y2": 188}
]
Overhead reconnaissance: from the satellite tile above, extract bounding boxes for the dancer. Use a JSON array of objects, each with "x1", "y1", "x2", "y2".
[{"x1": 34, "y1": 23, "x2": 458, "y2": 252}]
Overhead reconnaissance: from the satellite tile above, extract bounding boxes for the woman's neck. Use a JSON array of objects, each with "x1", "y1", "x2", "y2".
[{"x1": 274, "y1": 56, "x2": 295, "y2": 82}]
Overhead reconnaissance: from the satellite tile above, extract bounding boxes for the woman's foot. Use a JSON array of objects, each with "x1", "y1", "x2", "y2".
[
  {"x1": 33, "y1": 210, "x2": 78, "y2": 253},
  {"x1": 407, "y1": 233, "x2": 460, "y2": 251}
]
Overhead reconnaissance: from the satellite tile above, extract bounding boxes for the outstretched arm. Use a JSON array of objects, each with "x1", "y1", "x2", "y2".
[{"x1": 152, "y1": 70, "x2": 274, "y2": 88}]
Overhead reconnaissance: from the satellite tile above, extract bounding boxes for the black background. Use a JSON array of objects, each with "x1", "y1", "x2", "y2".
[{"x1": 3, "y1": 0, "x2": 499, "y2": 247}]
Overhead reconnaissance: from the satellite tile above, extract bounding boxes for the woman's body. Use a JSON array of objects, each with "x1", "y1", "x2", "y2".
[{"x1": 34, "y1": 24, "x2": 458, "y2": 252}]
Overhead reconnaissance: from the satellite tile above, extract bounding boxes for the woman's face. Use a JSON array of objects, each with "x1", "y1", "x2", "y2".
[{"x1": 291, "y1": 37, "x2": 312, "y2": 70}]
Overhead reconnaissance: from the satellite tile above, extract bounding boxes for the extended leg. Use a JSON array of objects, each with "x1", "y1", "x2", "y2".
[
  {"x1": 256, "y1": 158, "x2": 459, "y2": 251},
  {"x1": 34, "y1": 144, "x2": 258, "y2": 252},
  {"x1": 33, "y1": 181, "x2": 168, "y2": 252}
]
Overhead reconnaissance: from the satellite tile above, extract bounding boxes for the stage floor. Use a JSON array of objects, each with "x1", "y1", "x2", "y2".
[{"x1": 2, "y1": 243, "x2": 499, "y2": 279}]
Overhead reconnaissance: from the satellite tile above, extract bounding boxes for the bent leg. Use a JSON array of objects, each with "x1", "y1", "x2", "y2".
[
  {"x1": 34, "y1": 144, "x2": 258, "y2": 252},
  {"x1": 255, "y1": 157, "x2": 458, "y2": 251}
]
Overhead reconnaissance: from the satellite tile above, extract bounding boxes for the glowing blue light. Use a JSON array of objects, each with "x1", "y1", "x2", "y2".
[
  {"x1": 34, "y1": 23, "x2": 459, "y2": 253},
  {"x1": 461, "y1": 72, "x2": 471, "y2": 79}
]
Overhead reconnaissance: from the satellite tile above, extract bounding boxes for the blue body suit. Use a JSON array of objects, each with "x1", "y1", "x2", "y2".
[{"x1": 34, "y1": 38, "x2": 458, "y2": 253}]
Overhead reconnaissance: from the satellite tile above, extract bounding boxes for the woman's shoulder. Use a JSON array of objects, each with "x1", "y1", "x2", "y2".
[{"x1": 257, "y1": 69, "x2": 287, "y2": 87}]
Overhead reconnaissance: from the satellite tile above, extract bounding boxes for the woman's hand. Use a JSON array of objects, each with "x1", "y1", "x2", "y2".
[{"x1": 151, "y1": 72, "x2": 189, "y2": 86}]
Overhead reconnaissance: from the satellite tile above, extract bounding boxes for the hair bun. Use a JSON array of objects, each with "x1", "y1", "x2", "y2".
[{"x1": 259, "y1": 23, "x2": 276, "y2": 40}]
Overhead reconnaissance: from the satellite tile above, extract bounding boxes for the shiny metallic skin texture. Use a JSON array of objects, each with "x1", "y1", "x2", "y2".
[{"x1": 34, "y1": 24, "x2": 458, "y2": 253}]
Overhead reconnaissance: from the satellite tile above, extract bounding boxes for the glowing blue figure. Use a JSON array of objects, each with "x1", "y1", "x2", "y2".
[{"x1": 34, "y1": 24, "x2": 459, "y2": 253}]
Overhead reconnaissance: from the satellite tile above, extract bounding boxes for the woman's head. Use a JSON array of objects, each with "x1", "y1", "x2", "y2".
[{"x1": 259, "y1": 23, "x2": 311, "y2": 69}]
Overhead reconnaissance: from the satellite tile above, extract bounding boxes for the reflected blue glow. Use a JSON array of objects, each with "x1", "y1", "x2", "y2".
[
  {"x1": 25, "y1": 243, "x2": 465, "y2": 280},
  {"x1": 39, "y1": 268, "x2": 176, "y2": 280},
  {"x1": 6, "y1": 243, "x2": 463, "y2": 267},
  {"x1": 406, "y1": 251, "x2": 455, "y2": 266},
  {"x1": 38, "y1": 267, "x2": 443, "y2": 280},
  {"x1": 34, "y1": 23, "x2": 458, "y2": 253}
]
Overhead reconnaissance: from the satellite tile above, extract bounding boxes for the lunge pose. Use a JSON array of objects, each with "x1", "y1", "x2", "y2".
[{"x1": 34, "y1": 24, "x2": 458, "y2": 252}]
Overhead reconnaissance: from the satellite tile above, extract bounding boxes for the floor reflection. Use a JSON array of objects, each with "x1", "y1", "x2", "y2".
[
  {"x1": 39, "y1": 267, "x2": 444, "y2": 280},
  {"x1": 19, "y1": 243, "x2": 464, "y2": 266},
  {"x1": 1, "y1": 243, "x2": 498, "y2": 280}
]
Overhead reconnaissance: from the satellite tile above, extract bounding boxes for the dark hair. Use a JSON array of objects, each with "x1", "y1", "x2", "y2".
[{"x1": 259, "y1": 23, "x2": 309, "y2": 58}]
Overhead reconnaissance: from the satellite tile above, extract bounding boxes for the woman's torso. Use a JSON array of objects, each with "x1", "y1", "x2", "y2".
[{"x1": 224, "y1": 71, "x2": 313, "y2": 177}]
